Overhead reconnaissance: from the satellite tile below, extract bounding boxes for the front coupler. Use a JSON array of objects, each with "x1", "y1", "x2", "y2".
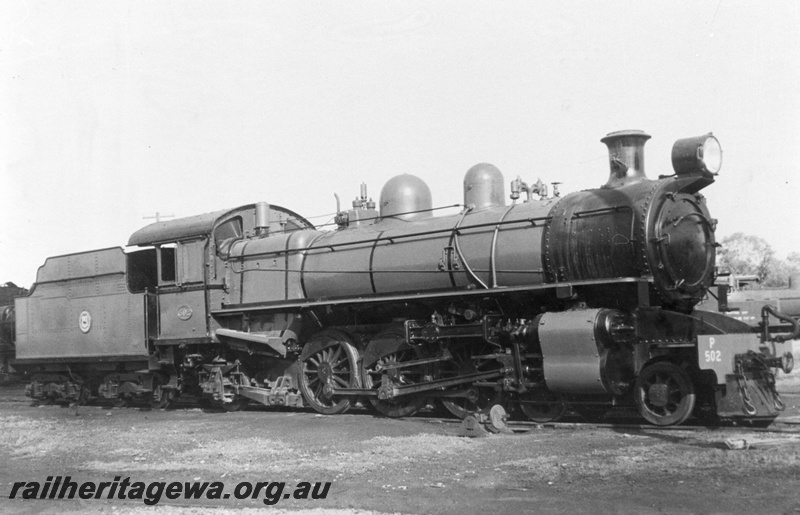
[
  {"x1": 714, "y1": 351, "x2": 785, "y2": 420},
  {"x1": 697, "y1": 305, "x2": 795, "y2": 421}
]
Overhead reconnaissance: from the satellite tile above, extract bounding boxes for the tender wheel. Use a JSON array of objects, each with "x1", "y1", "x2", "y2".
[
  {"x1": 362, "y1": 329, "x2": 428, "y2": 418},
  {"x1": 299, "y1": 330, "x2": 360, "y2": 415},
  {"x1": 634, "y1": 361, "x2": 696, "y2": 426},
  {"x1": 437, "y1": 343, "x2": 502, "y2": 419},
  {"x1": 519, "y1": 389, "x2": 566, "y2": 423},
  {"x1": 150, "y1": 374, "x2": 173, "y2": 409}
]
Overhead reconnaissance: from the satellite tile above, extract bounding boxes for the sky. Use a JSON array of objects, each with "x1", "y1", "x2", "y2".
[{"x1": 2, "y1": 1, "x2": 799, "y2": 287}]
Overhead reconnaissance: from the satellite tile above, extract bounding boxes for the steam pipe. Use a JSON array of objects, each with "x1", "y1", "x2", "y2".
[
  {"x1": 453, "y1": 207, "x2": 489, "y2": 289},
  {"x1": 489, "y1": 204, "x2": 516, "y2": 288}
]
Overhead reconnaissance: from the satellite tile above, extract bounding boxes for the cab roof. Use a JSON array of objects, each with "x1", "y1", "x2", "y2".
[
  {"x1": 127, "y1": 204, "x2": 313, "y2": 246},
  {"x1": 128, "y1": 209, "x2": 230, "y2": 246}
]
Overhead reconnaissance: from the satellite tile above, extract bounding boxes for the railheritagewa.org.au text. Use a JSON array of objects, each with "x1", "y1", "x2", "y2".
[{"x1": 7, "y1": 476, "x2": 331, "y2": 506}]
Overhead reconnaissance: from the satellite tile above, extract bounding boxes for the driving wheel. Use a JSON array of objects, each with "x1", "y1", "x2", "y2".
[
  {"x1": 299, "y1": 330, "x2": 360, "y2": 415},
  {"x1": 437, "y1": 343, "x2": 501, "y2": 419},
  {"x1": 362, "y1": 330, "x2": 428, "y2": 418}
]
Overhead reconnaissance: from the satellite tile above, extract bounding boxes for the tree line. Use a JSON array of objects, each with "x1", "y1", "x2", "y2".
[{"x1": 716, "y1": 233, "x2": 800, "y2": 288}]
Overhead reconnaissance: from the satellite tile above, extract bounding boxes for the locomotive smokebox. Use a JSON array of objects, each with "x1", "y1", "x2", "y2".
[
  {"x1": 601, "y1": 130, "x2": 651, "y2": 188},
  {"x1": 463, "y1": 163, "x2": 505, "y2": 210}
]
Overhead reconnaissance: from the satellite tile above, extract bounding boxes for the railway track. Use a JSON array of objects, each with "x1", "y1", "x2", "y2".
[{"x1": 4, "y1": 386, "x2": 798, "y2": 437}]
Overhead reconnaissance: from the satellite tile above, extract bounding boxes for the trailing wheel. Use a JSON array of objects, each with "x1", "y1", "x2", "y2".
[
  {"x1": 519, "y1": 389, "x2": 566, "y2": 423},
  {"x1": 299, "y1": 330, "x2": 360, "y2": 415},
  {"x1": 362, "y1": 329, "x2": 428, "y2": 418},
  {"x1": 634, "y1": 361, "x2": 696, "y2": 426}
]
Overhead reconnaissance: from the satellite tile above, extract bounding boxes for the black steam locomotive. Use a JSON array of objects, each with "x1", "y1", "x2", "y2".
[{"x1": 14, "y1": 130, "x2": 796, "y2": 426}]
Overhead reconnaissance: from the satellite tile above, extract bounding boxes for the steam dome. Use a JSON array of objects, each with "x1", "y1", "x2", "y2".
[
  {"x1": 464, "y1": 163, "x2": 505, "y2": 209},
  {"x1": 379, "y1": 174, "x2": 433, "y2": 221}
]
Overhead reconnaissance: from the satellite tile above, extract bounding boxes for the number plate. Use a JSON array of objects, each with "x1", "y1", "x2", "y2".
[{"x1": 696, "y1": 333, "x2": 760, "y2": 384}]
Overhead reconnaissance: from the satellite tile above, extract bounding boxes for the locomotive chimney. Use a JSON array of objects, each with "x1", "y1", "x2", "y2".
[{"x1": 600, "y1": 130, "x2": 651, "y2": 188}]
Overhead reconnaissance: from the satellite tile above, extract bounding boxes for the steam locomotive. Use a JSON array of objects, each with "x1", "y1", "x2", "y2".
[{"x1": 14, "y1": 130, "x2": 797, "y2": 426}]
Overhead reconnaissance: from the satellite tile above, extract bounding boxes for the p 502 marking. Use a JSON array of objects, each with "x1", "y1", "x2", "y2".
[
  {"x1": 696, "y1": 334, "x2": 760, "y2": 384},
  {"x1": 704, "y1": 347, "x2": 722, "y2": 362}
]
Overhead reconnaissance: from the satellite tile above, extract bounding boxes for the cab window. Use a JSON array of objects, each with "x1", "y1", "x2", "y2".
[
  {"x1": 160, "y1": 244, "x2": 176, "y2": 284},
  {"x1": 127, "y1": 248, "x2": 157, "y2": 293}
]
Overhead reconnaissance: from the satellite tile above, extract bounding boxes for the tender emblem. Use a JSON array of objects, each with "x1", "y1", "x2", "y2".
[
  {"x1": 177, "y1": 306, "x2": 193, "y2": 321},
  {"x1": 78, "y1": 311, "x2": 92, "y2": 334}
]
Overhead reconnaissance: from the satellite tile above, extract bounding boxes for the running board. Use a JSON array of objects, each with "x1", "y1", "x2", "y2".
[{"x1": 215, "y1": 328, "x2": 299, "y2": 358}]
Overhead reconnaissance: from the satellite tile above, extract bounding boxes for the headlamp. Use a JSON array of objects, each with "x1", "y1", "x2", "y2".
[{"x1": 671, "y1": 133, "x2": 722, "y2": 176}]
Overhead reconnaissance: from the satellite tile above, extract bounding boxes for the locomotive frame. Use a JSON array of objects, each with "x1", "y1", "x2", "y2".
[{"x1": 13, "y1": 130, "x2": 797, "y2": 426}]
